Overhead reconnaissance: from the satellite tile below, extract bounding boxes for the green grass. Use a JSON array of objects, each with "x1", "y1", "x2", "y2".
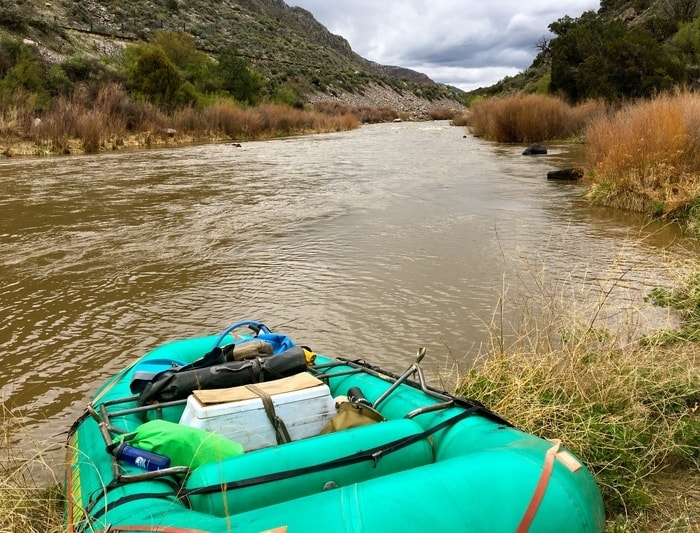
[{"x1": 455, "y1": 265, "x2": 700, "y2": 531}]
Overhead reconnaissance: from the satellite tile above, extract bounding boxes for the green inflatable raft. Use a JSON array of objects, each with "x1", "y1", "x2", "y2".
[{"x1": 65, "y1": 320, "x2": 605, "y2": 533}]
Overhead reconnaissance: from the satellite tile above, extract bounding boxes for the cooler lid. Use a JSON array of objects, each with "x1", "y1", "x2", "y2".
[{"x1": 193, "y1": 372, "x2": 324, "y2": 405}]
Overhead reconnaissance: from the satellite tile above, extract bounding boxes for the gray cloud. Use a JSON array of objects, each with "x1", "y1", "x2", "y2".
[{"x1": 287, "y1": 0, "x2": 600, "y2": 90}]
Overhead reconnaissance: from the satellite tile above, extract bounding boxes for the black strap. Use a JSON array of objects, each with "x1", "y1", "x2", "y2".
[
  {"x1": 181, "y1": 405, "x2": 480, "y2": 498},
  {"x1": 245, "y1": 384, "x2": 291, "y2": 445},
  {"x1": 76, "y1": 491, "x2": 176, "y2": 533},
  {"x1": 82, "y1": 476, "x2": 182, "y2": 522}
]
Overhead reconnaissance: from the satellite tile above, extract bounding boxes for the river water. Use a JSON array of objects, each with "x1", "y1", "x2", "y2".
[{"x1": 0, "y1": 121, "x2": 695, "y2": 451}]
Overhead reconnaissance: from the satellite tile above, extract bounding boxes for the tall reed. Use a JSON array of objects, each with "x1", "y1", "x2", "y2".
[
  {"x1": 467, "y1": 94, "x2": 605, "y2": 143},
  {"x1": 2, "y1": 84, "x2": 363, "y2": 156},
  {"x1": 585, "y1": 91, "x2": 700, "y2": 219},
  {"x1": 0, "y1": 406, "x2": 63, "y2": 533}
]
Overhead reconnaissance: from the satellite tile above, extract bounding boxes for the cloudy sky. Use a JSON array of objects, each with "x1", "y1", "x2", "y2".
[{"x1": 286, "y1": 1, "x2": 601, "y2": 91}]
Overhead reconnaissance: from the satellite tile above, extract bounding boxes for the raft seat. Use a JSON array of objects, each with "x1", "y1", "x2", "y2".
[{"x1": 184, "y1": 417, "x2": 434, "y2": 517}]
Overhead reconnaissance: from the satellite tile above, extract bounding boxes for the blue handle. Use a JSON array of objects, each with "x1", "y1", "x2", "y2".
[{"x1": 213, "y1": 320, "x2": 272, "y2": 349}]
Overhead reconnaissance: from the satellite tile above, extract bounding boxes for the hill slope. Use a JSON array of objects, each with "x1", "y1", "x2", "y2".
[{"x1": 0, "y1": 0, "x2": 462, "y2": 111}]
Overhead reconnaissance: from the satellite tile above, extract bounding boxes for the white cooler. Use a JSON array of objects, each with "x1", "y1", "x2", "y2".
[{"x1": 178, "y1": 372, "x2": 336, "y2": 451}]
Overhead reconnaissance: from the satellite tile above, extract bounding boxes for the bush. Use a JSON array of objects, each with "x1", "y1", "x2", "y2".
[
  {"x1": 428, "y1": 107, "x2": 455, "y2": 120},
  {"x1": 466, "y1": 94, "x2": 605, "y2": 142},
  {"x1": 126, "y1": 45, "x2": 183, "y2": 110},
  {"x1": 0, "y1": 42, "x2": 50, "y2": 109},
  {"x1": 585, "y1": 90, "x2": 700, "y2": 222},
  {"x1": 549, "y1": 12, "x2": 684, "y2": 102},
  {"x1": 216, "y1": 46, "x2": 263, "y2": 105}
]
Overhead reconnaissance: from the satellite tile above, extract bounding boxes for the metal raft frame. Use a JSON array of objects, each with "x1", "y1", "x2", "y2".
[
  {"x1": 86, "y1": 397, "x2": 191, "y2": 484},
  {"x1": 84, "y1": 347, "x2": 505, "y2": 486}
]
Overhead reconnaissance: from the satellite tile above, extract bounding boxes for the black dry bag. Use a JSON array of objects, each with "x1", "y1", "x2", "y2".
[{"x1": 137, "y1": 346, "x2": 308, "y2": 406}]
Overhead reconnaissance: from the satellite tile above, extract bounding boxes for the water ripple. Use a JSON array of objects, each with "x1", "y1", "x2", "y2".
[{"x1": 0, "y1": 122, "x2": 696, "y2": 448}]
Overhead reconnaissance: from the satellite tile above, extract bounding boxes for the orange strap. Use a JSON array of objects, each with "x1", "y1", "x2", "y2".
[{"x1": 516, "y1": 439, "x2": 561, "y2": 533}]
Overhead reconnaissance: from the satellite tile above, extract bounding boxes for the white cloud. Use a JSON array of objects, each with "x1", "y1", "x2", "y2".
[{"x1": 287, "y1": 0, "x2": 600, "y2": 91}]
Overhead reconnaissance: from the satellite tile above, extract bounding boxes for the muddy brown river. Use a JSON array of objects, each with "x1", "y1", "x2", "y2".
[{"x1": 1, "y1": 121, "x2": 695, "y2": 455}]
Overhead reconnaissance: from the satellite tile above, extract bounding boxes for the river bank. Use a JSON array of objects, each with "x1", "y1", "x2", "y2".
[
  {"x1": 0, "y1": 83, "x2": 465, "y2": 158},
  {"x1": 0, "y1": 130, "x2": 221, "y2": 158},
  {"x1": 466, "y1": 91, "x2": 700, "y2": 235},
  {"x1": 0, "y1": 107, "x2": 360, "y2": 158}
]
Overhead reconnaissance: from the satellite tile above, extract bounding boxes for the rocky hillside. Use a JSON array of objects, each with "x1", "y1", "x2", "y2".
[{"x1": 0, "y1": 0, "x2": 463, "y2": 113}]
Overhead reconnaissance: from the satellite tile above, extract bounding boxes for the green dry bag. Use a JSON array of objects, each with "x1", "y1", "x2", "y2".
[{"x1": 115, "y1": 419, "x2": 244, "y2": 469}]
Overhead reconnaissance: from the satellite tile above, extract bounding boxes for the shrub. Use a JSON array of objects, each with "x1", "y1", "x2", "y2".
[
  {"x1": 428, "y1": 107, "x2": 455, "y2": 120},
  {"x1": 0, "y1": 43, "x2": 50, "y2": 109},
  {"x1": 466, "y1": 94, "x2": 604, "y2": 142},
  {"x1": 585, "y1": 90, "x2": 700, "y2": 220},
  {"x1": 126, "y1": 45, "x2": 183, "y2": 110},
  {"x1": 273, "y1": 86, "x2": 304, "y2": 108},
  {"x1": 549, "y1": 13, "x2": 684, "y2": 102},
  {"x1": 216, "y1": 46, "x2": 263, "y2": 105}
]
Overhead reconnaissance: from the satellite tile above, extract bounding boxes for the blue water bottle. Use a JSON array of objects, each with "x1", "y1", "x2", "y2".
[{"x1": 113, "y1": 442, "x2": 171, "y2": 471}]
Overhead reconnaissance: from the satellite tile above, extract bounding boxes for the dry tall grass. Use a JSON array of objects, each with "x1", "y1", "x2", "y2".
[
  {"x1": 456, "y1": 259, "x2": 699, "y2": 531},
  {"x1": 2, "y1": 84, "x2": 363, "y2": 156},
  {"x1": 428, "y1": 107, "x2": 456, "y2": 121},
  {"x1": 466, "y1": 94, "x2": 606, "y2": 143},
  {"x1": 0, "y1": 406, "x2": 63, "y2": 533},
  {"x1": 0, "y1": 106, "x2": 31, "y2": 139},
  {"x1": 585, "y1": 91, "x2": 700, "y2": 218},
  {"x1": 450, "y1": 110, "x2": 470, "y2": 127}
]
